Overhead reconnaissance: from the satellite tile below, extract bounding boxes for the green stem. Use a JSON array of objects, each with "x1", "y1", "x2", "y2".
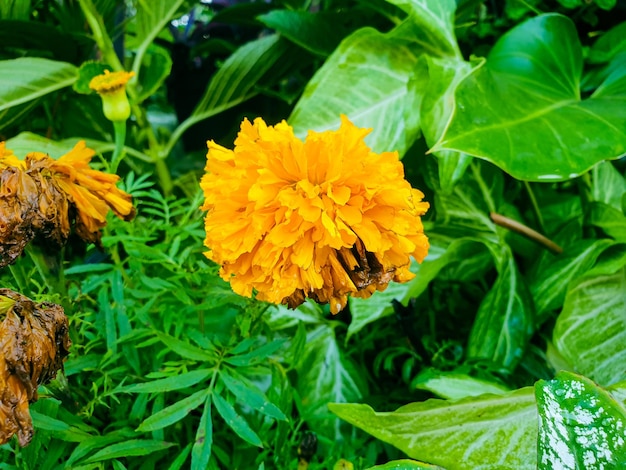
[
  {"x1": 26, "y1": 245, "x2": 71, "y2": 312},
  {"x1": 523, "y1": 181, "x2": 545, "y2": 233},
  {"x1": 110, "y1": 120, "x2": 127, "y2": 173}
]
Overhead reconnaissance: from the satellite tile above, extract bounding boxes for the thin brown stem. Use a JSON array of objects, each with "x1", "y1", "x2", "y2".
[{"x1": 490, "y1": 212, "x2": 563, "y2": 255}]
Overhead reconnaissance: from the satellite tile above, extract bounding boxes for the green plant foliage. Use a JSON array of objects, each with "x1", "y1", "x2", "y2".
[
  {"x1": 1, "y1": 0, "x2": 625, "y2": 468},
  {"x1": 535, "y1": 371, "x2": 626, "y2": 469}
]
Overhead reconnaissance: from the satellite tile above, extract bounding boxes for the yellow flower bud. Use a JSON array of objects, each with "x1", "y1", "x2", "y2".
[{"x1": 89, "y1": 70, "x2": 134, "y2": 122}]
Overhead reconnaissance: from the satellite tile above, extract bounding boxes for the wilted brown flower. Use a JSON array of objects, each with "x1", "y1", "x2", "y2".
[
  {"x1": 0, "y1": 289, "x2": 71, "y2": 446},
  {"x1": 0, "y1": 141, "x2": 135, "y2": 267}
]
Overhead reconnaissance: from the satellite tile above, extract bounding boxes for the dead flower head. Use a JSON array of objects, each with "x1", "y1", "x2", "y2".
[
  {"x1": 0, "y1": 289, "x2": 71, "y2": 446},
  {"x1": 201, "y1": 115, "x2": 429, "y2": 313},
  {"x1": 0, "y1": 141, "x2": 135, "y2": 267}
]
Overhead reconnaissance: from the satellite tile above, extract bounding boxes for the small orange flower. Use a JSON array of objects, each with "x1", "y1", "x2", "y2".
[
  {"x1": 89, "y1": 70, "x2": 134, "y2": 121},
  {"x1": 201, "y1": 116, "x2": 429, "y2": 313}
]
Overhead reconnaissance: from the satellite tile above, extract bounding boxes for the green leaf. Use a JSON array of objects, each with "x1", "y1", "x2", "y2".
[
  {"x1": 420, "y1": 56, "x2": 476, "y2": 189},
  {"x1": 535, "y1": 371, "x2": 626, "y2": 469},
  {"x1": 258, "y1": 10, "x2": 353, "y2": 56},
  {"x1": 124, "y1": 369, "x2": 213, "y2": 394},
  {"x1": 223, "y1": 339, "x2": 286, "y2": 366},
  {"x1": 155, "y1": 332, "x2": 216, "y2": 362},
  {"x1": 385, "y1": 0, "x2": 459, "y2": 57},
  {"x1": 588, "y1": 21, "x2": 626, "y2": 64},
  {"x1": 468, "y1": 253, "x2": 534, "y2": 369},
  {"x1": 289, "y1": 27, "x2": 421, "y2": 157},
  {"x1": 589, "y1": 202, "x2": 626, "y2": 241},
  {"x1": 137, "y1": 389, "x2": 209, "y2": 432},
  {"x1": 330, "y1": 387, "x2": 537, "y2": 468},
  {"x1": 191, "y1": 395, "x2": 213, "y2": 470},
  {"x1": 0, "y1": 57, "x2": 78, "y2": 112},
  {"x1": 220, "y1": 373, "x2": 287, "y2": 421},
  {"x1": 136, "y1": 45, "x2": 172, "y2": 103},
  {"x1": 83, "y1": 439, "x2": 175, "y2": 463},
  {"x1": 30, "y1": 411, "x2": 92, "y2": 443},
  {"x1": 212, "y1": 392, "x2": 263, "y2": 447},
  {"x1": 592, "y1": 161, "x2": 626, "y2": 211},
  {"x1": 528, "y1": 239, "x2": 615, "y2": 324},
  {"x1": 434, "y1": 14, "x2": 626, "y2": 181},
  {"x1": 553, "y1": 258, "x2": 626, "y2": 386},
  {"x1": 366, "y1": 460, "x2": 444, "y2": 469},
  {"x1": 412, "y1": 369, "x2": 510, "y2": 400},
  {"x1": 297, "y1": 325, "x2": 367, "y2": 440}
]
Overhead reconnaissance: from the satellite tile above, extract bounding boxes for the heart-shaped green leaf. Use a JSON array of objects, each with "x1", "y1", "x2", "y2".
[
  {"x1": 289, "y1": 28, "x2": 421, "y2": 157},
  {"x1": 433, "y1": 14, "x2": 626, "y2": 182}
]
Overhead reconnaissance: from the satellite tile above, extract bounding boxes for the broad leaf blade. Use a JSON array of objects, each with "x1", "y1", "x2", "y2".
[
  {"x1": 434, "y1": 14, "x2": 626, "y2": 181},
  {"x1": 289, "y1": 27, "x2": 421, "y2": 157},
  {"x1": 553, "y1": 259, "x2": 626, "y2": 386},
  {"x1": 535, "y1": 371, "x2": 626, "y2": 469},
  {"x1": 468, "y1": 254, "x2": 534, "y2": 369},
  {"x1": 366, "y1": 460, "x2": 444, "y2": 469},
  {"x1": 330, "y1": 387, "x2": 538, "y2": 469},
  {"x1": 297, "y1": 325, "x2": 367, "y2": 440},
  {"x1": 412, "y1": 369, "x2": 509, "y2": 400},
  {"x1": 0, "y1": 57, "x2": 78, "y2": 112}
]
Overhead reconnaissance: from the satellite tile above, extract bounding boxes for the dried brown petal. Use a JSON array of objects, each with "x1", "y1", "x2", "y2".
[{"x1": 0, "y1": 289, "x2": 71, "y2": 447}]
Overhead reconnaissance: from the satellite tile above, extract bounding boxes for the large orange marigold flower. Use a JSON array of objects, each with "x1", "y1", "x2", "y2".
[{"x1": 201, "y1": 116, "x2": 429, "y2": 313}]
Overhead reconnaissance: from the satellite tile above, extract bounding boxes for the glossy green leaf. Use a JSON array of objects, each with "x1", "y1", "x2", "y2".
[
  {"x1": 468, "y1": 253, "x2": 534, "y2": 369},
  {"x1": 83, "y1": 439, "x2": 174, "y2": 463},
  {"x1": 535, "y1": 371, "x2": 626, "y2": 469},
  {"x1": 213, "y1": 392, "x2": 263, "y2": 447},
  {"x1": 366, "y1": 460, "x2": 444, "y2": 469},
  {"x1": 136, "y1": 46, "x2": 172, "y2": 103},
  {"x1": 0, "y1": 57, "x2": 78, "y2": 112},
  {"x1": 528, "y1": 239, "x2": 615, "y2": 324},
  {"x1": 412, "y1": 369, "x2": 509, "y2": 400},
  {"x1": 386, "y1": 0, "x2": 459, "y2": 57},
  {"x1": 330, "y1": 387, "x2": 537, "y2": 469},
  {"x1": 258, "y1": 10, "x2": 353, "y2": 56},
  {"x1": 220, "y1": 373, "x2": 287, "y2": 421},
  {"x1": 553, "y1": 259, "x2": 626, "y2": 386},
  {"x1": 592, "y1": 162, "x2": 626, "y2": 211},
  {"x1": 588, "y1": 21, "x2": 626, "y2": 64},
  {"x1": 589, "y1": 202, "x2": 626, "y2": 241},
  {"x1": 136, "y1": 389, "x2": 209, "y2": 432},
  {"x1": 289, "y1": 27, "x2": 421, "y2": 157},
  {"x1": 434, "y1": 14, "x2": 626, "y2": 181},
  {"x1": 420, "y1": 56, "x2": 475, "y2": 189},
  {"x1": 124, "y1": 369, "x2": 213, "y2": 394},
  {"x1": 191, "y1": 395, "x2": 213, "y2": 470},
  {"x1": 297, "y1": 325, "x2": 367, "y2": 440}
]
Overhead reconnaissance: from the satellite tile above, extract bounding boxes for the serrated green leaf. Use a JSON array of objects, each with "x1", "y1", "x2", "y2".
[
  {"x1": 434, "y1": 14, "x2": 626, "y2": 181},
  {"x1": 289, "y1": 27, "x2": 421, "y2": 157},
  {"x1": 124, "y1": 369, "x2": 213, "y2": 394},
  {"x1": 155, "y1": 332, "x2": 216, "y2": 362},
  {"x1": 553, "y1": 259, "x2": 626, "y2": 386},
  {"x1": 191, "y1": 395, "x2": 213, "y2": 470},
  {"x1": 535, "y1": 371, "x2": 626, "y2": 469},
  {"x1": 220, "y1": 373, "x2": 286, "y2": 421},
  {"x1": 0, "y1": 57, "x2": 77, "y2": 112},
  {"x1": 83, "y1": 439, "x2": 174, "y2": 463},
  {"x1": 468, "y1": 253, "x2": 534, "y2": 369},
  {"x1": 137, "y1": 389, "x2": 208, "y2": 432},
  {"x1": 212, "y1": 393, "x2": 262, "y2": 447},
  {"x1": 330, "y1": 387, "x2": 537, "y2": 469}
]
